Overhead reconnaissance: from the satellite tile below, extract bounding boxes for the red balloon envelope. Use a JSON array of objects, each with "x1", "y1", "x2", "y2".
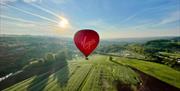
[{"x1": 74, "y1": 29, "x2": 99, "y2": 58}]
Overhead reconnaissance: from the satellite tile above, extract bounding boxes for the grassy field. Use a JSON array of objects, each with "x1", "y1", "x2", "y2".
[
  {"x1": 3, "y1": 55, "x2": 180, "y2": 91},
  {"x1": 4, "y1": 55, "x2": 140, "y2": 91},
  {"x1": 158, "y1": 52, "x2": 180, "y2": 58},
  {"x1": 113, "y1": 57, "x2": 180, "y2": 88}
]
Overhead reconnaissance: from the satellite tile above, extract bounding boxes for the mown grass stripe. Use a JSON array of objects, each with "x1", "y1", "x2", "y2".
[{"x1": 77, "y1": 65, "x2": 93, "y2": 91}]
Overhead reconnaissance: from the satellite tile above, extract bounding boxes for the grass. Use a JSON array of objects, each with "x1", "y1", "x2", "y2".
[
  {"x1": 4, "y1": 55, "x2": 140, "y2": 91},
  {"x1": 159, "y1": 52, "x2": 180, "y2": 58},
  {"x1": 113, "y1": 57, "x2": 180, "y2": 88}
]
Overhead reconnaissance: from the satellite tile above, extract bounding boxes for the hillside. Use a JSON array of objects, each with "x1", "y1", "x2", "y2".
[
  {"x1": 0, "y1": 35, "x2": 180, "y2": 91},
  {"x1": 3, "y1": 55, "x2": 180, "y2": 91}
]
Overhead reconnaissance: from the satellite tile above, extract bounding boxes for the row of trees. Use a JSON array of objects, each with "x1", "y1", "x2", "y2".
[{"x1": 24, "y1": 49, "x2": 73, "y2": 70}]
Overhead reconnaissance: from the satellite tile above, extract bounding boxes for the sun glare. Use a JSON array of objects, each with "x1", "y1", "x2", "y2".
[{"x1": 58, "y1": 16, "x2": 69, "y2": 28}]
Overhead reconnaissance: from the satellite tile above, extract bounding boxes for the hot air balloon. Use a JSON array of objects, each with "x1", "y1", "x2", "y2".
[{"x1": 74, "y1": 29, "x2": 99, "y2": 60}]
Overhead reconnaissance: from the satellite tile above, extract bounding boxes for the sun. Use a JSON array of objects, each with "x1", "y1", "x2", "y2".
[{"x1": 58, "y1": 16, "x2": 69, "y2": 28}]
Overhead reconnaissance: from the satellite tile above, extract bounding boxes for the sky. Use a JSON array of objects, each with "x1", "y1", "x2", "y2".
[{"x1": 0, "y1": 0, "x2": 180, "y2": 39}]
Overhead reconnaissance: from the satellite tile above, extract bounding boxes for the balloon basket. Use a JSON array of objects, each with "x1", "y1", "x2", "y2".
[{"x1": 85, "y1": 57, "x2": 88, "y2": 60}]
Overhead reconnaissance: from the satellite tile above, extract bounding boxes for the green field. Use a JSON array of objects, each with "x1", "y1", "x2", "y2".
[
  {"x1": 113, "y1": 57, "x2": 180, "y2": 88},
  {"x1": 158, "y1": 52, "x2": 180, "y2": 59},
  {"x1": 4, "y1": 55, "x2": 140, "y2": 91},
  {"x1": 3, "y1": 55, "x2": 180, "y2": 91}
]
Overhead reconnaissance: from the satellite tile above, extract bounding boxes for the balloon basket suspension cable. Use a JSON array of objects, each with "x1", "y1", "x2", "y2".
[{"x1": 85, "y1": 57, "x2": 88, "y2": 60}]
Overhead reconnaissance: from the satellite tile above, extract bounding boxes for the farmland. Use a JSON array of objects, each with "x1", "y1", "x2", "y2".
[
  {"x1": 111, "y1": 57, "x2": 180, "y2": 89},
  {"x1": 3, "y1": 55, "x2": 140, "y2": 91},
  {"x1": 0, "y1": 35, "x2": 180, "y2": 91},
  {"x1": 3, "y1": 55, "x2": 180, "y2": 91}
]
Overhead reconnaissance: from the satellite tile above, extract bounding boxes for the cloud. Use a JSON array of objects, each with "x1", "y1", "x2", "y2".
[
  {"x1": 85, "y1": 18, "x2": 179, "y2": 39},
  {"x1": 160, "y1": 11, "x2": 180, "y2": 25},
  {"x1": 3, "y1": 4, "x2": 59, "y2": 24},
  {"x1": 120, "y1": 5, "x2": 171, "y2": 24},
  {"x1": 86, "y1": 19, "x2": 153, "y2": 33},
  {"x1": 120, "y1": 11, "x2": 180, "y2": 30},
  {"x1": 86, "y1": 19, "x2": 119, "y2": 32},
  {"x1": 0, "y1": 0, "x2": 16, "y2": 3},
  {"x1": 102, "y1": 27, "x2": 180, "y2": 39},
  {"x1": 23, "y1": 0, "x2": 41, "y2": 3},
  {"x1": 0, "y1": 0, "x2": 41, "y2": 3},
  {"x1": 51, "y1": 0, "x2": 67, "y2": 4},
  {"x1": 15, "y1": 23, "x2": 36, "y2": 27}
]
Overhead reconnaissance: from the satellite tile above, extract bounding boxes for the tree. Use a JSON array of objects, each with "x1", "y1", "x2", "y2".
[
  {"x1": 109, "y1": 56, "x2": 113, "y2": 61},
  {"x1": 45, "y1": 53, "x2": 55, "y2": 62}
]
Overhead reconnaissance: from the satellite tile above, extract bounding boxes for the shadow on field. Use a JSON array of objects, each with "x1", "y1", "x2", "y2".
[
  {"x1": 109, "y1": 56, "x2": 180, "y2": 91},
  {"x1": 27, "y1": 51, "x2": 69, "y2": 91},
  {"x1": 114, "y1": 68, "x2": 180, "y2": 91},
  {"x1": 114, "y1": 80, "x2": 132, "y2": 91},
  {"x1": 134, "y1": 68, "x2": 180, "y2": 91}
]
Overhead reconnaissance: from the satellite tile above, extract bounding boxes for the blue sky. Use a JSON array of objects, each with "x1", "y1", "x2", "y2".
[{"x1": 0, "y1": 0, "x2": 179, "y2": 38}]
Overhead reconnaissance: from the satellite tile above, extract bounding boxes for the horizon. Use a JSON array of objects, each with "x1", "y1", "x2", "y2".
[
  {"x1": 0, "y1": 33, "x2": 179, "y2": 40},
  {"x1": 0, "y1": 0, "x2": 180, "y2": 38}
]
